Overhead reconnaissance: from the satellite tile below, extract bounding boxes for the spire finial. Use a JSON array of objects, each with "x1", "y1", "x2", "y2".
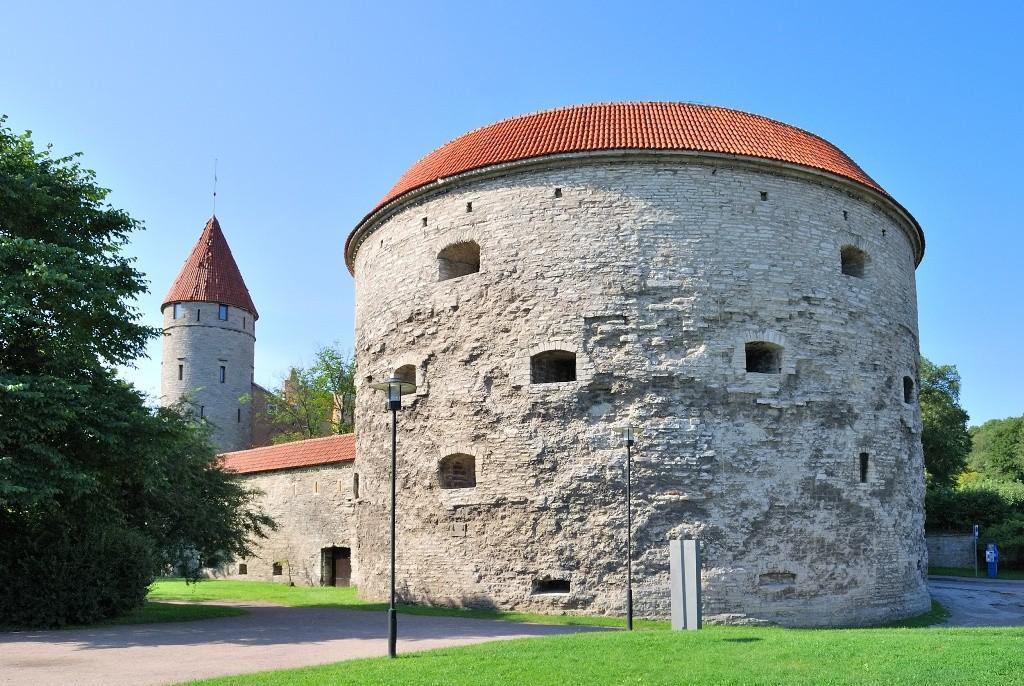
[{"x1": 212, "y1": 158, "x2": 218, "y2": 216}]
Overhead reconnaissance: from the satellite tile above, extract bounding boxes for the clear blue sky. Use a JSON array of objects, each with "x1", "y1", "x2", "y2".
[{"x1": 2, "y1": 2, "x2": 1021, "y2": 424}]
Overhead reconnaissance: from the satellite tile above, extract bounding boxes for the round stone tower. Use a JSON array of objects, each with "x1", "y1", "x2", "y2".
[
  {"x1": 161, "y1": 215, "x2": 258, "y2": 453},
  {"x1": 345, "y1": 102, "x2": 929, "y2": 627}
]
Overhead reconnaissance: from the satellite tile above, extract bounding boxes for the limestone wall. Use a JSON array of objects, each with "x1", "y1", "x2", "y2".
[
  {"x1": 160, "y1": 301, "x2": 255, "y2": 452},
  {"x1": 350, "y1": 154, "x2": 930, "y2": 626},
  {"x1": 218, "y1": 462, "x2": 359, "y2": 585},
  {"x1": 927, "y1": 534, "x2": 976, "y2": 569}
]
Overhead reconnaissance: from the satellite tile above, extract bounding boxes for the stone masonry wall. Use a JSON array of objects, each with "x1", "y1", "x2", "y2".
[
  {"x1": 926, "y1": 534, "x2": 976, "y2": 569},
  {"x1": 217, "y1": 462, "x2": 359, "y2": 584},
  {"x1": 350, "y1": 155, "x2": 930, "y2": 627},
  {"x1": 160, "y1": 301, "x2": 255, "y2": 452}
]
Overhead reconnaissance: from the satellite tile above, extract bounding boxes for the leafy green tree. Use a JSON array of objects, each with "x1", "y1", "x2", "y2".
[
  {"x1": 259, "y1": 344, "x2": 356, "y2": 444},
  {"x1": 0, "y1": 118, "x2": 271, "y2": 627},
  {"x1": 919, "y1": 356, "x2": 972, "y2": 487},
  {"x1": 968, "y1": 417, "x2": 1024, "y2": 483}
]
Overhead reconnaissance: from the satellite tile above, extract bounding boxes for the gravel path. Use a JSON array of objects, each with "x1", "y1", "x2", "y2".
[{"x1": 0, "y1": 604, "x2": 599, "y2": 686}]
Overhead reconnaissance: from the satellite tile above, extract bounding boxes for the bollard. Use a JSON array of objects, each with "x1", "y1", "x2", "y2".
[{"x1": 669, "y1": 539, "x2": 702, "y2": 630}]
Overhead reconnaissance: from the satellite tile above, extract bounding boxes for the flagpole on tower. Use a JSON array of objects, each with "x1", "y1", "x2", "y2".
[{"x1": 213, "y1": 158, "x2": 218, "y2": 216}]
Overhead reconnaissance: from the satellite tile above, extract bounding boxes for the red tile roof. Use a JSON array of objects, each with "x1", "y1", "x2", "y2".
[
  {"x1": 221, "y1": 433, "x2": 355, "y2": 474},
  {"x1": 163, "y1": 215, "x2": 258, "y2": 318},
  {"x1": 347, "y1": 102, "x2": 920, "y2": 271}
]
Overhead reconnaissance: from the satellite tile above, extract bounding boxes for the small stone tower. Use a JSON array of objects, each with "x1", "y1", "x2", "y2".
[{"x1": 161, "y1": 215, "x2": 258, "y2": 452}]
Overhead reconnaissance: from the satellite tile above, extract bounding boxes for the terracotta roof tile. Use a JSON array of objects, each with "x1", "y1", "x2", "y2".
[
  {"x1": 220, "y1": 433, "x2": 355, "y2": 474},
  {"x1": 163, "y1": 216, "x2": 258, "y2": 318},
  {"x1": 346, "y1": 102, "x2": 912, "y2": 271}
]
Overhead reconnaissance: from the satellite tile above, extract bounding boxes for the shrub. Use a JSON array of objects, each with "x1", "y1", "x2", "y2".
[
  {"x1": 925, "y1": 487, "x2": 1011, "y2": 532},
  {"x1": 0, "y1": 512, "x2": 159, "y2": 628}
]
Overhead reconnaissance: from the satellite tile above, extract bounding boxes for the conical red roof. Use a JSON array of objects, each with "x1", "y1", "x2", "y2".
[{"x1": 163, "y1": 215, "x2": 258, "y2": 319}]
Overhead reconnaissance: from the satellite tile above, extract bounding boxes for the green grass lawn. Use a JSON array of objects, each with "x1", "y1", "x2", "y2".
[
  {"x1": 930, "y1": 565, "x2": 1024, "y2": 580},
  {"x1": 183, "y1": 623, "x2": 1024, "y2": 686},
  {"x1": 149, "y1": 578, "x2": 666, "y2": 629}
]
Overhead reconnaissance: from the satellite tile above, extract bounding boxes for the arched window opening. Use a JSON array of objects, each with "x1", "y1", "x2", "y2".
[
  {"x1": 439, "y1": 453, "x2": 476, "y2": 489},
  {"x1": 530, "y1": 350, "x2": 577, "y2": 384},
  {"x1": 841, "y1": 245, "x2": 868, "y2": 278},
  {"x1": 903, "y1": 376, "x2": 915, "y2": 404},
  {"x1": 745, "y1": 342, "x2": 782, "y2": 374},
  {"x1": 395, "y1": 364, "x2": 416, "y2": 385},
  {"x1": 437, "y1": 241, "x2": 480, "y2": 281}
]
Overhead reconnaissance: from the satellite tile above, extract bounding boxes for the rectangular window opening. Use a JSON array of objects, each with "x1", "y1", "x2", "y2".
[
  {"x1": 173, "y1": 303, "x2": 181, "y2": 319},
  {"x1": 272, "y1": 562, "x2": 283, "y2": 576},
  {"x1": 178, "y1": 364, "x2": 183, "y2": 380},
  {"x1": 237, "y1": 407, "x2": 241, "y2": 423},
  {"x1": 200, "y1": 405, "x2": 205, "y2": 419},
  {"x1": 466, "y1": 201, "x2": 473, "y2": 213},
  {"x1": 554, "y1": 187, "x2": 562, "y2": 198},
  {"x1": 859, "y1": 452, "x2": 869, "y2": 483},
  {"x1": 533, "y1": 578, "x2": 570, "y2": 595},
  {"x1": 237, "y1": 563, "x2": 247, "y2": 575},
  {"x1": 220, "y1": 365, "x2": 226, "y2": 383},
  {"x1": 219, "y1": 304, "x2": 229, "y2": 321}
]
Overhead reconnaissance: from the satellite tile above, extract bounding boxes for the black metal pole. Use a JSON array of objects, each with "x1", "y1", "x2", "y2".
[
  {"x1": 388, "y1": 406, "x2": 398, "y2": 658},
  {"x1": 626, "y1": 440, "x2": 633, "y2": 631}
]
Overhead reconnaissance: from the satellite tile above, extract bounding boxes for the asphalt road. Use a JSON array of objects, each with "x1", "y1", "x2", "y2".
[
  {"x1": 928, "y1": 575, "x2": 1024, "y2": 627},
  {"x1": 0, "y1": 604, "x2": 597, "y2": 686}
]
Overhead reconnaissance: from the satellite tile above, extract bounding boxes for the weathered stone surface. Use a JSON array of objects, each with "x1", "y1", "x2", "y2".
[
  {"x1": 217, "y1": 463, "x2": 359, "y2": 584},
  {"x1": 350, "y1": 154, "x2": 930, "y2": 626},
  {"x1": 927, "y1": 534, "x2": 976, "y2": 569}
]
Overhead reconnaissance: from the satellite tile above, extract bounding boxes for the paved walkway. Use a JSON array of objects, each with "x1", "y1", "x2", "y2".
[
  {"x1": 929, "y1": 575, "x2": 1024, "y2": 627},
  {"x1": 0, "y1": 604, "x2": 598, "y2": 686}
]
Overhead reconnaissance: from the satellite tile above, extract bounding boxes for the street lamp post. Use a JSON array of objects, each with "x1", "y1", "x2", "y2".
[
  {"x1": 369, "y1": 375, "x2": 416, "y2": 658},
  {"x1": 621, "y1": 425, "x2": 635, "y2": 631}
]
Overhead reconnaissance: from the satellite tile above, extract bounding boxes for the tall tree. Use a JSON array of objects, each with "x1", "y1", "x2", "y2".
[
  {"x1": 919, "y1": 356, "x2": 972, "y2": 487},
  {"x1": 969, "y1": 416, "x2": 1024, "y2": 483},
  {"x1": 258, "y1": 344, "x2": 356, "y2": 444},
  {"x1": 0, "y1": 119, "x2": 271, "y2": 627}
]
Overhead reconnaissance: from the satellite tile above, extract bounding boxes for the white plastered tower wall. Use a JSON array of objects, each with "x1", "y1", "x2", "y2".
[{"x1": 159, "y1": 300, "x2": 256, "y2": 452}]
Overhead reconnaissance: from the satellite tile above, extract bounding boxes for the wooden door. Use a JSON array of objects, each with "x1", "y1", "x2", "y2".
[{"x1": 334, "y1": 547, "x2": 351, "y2": 587}]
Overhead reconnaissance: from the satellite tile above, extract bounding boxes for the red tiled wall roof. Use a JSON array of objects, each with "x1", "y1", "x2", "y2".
[
  {"x1": 220, "y1": 433, "x2": 355, "y2": 474},
  {"x1": 347, "y1": 102, "x2": 911, "y2": 271},
  {"x1": 163, "y1": 215, "x2": 259, "y2": 318}
]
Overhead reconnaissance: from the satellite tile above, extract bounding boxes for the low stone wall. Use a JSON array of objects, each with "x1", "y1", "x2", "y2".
[
  {"x1": 926, "y1": 534, "x2": 976, "y2": 569},
  {"x1": 213, "y1": 462, "x2": 358, "y2": 585}
]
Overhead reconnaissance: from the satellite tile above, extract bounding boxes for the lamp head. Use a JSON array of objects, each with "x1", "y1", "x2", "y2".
[{"x1": 370, "y1": 375, "x2": 417, "y2": 410}]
